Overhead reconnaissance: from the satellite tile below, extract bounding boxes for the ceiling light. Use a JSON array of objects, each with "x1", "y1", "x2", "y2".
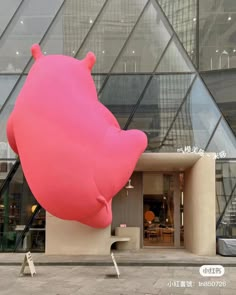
[
  {"x1": 125, "y1": 179, "x2": 134, "y2": 196},
  {"x1": 16, "y1": 51, "x2": 19, "y2": 55},
  {"x1": 228, "y1": 16, "x2": 232, "y2": 21},
  {"x1": 44, "y1": 51, "x2": 47, "y2": 54},
  {"x1": 72, "y1": 50, "x2": 75, "y2": 54},
  {"x1": 102, "y1": 50, "x2": 105, "y2": 54},
  {"x1": 132, "y1": 50, "x2": 135, "y2": 54},
  {"x1": 193, "y1": 17, "x2": 196, "y2": 22},
  {"x1": 89, "y1": 19, "x2": 93, "y2": 24},
  {"x1": 233, "y1": 49, "x2": 236, "y2": 53},
  {"x1": 216, "y1": 49, "x2": 219, "y2": 53},
  {"x1": 125, "y1": 179, "x2": 134, "y2": 189},
  {"x1": 20, "y1": 20, "x2": 24, "y2": 24}
]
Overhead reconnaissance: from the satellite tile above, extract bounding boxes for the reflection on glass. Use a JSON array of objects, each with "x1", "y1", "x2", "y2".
[
  {"x1": 158, "y1": 0, "x2": 197, "y2": 65},
  {"x1": 93, "y1": 74, "x2": 107, "y2": 93},
  {"x1": 127, "y1": 74, "x2": 195, "y2": 151},
  {"x1": 159, "y1": 76, "x2": 221, "y2": 152},
  {"x1": 199, "y1": 1, "x2": 236, "y2": 70},
  {"x1": 0, "y1": 0, "x2": 63, "y2": 73},
  {"x1": 24, "y1": 10, "x2": 64, "y2": 72},
  {"x1": 201, "y1": 71, "x2": 236, "y2": 136},
  {"x1": 156, "y1": 38, "x2": 195, "y2": 72},
  {"x1": 0, "y1": 0, "x2": 21, "y2": 36},
  {"x1": 76, "y1": 0, "x2": 147, "y2": 73},
  {"x1": 0, "y1": 76, "x2": 26, "y2": 148},
  {"x1": 63, "y1": 0, "x2": 106, "y2": 56},
  {"x1": 113, "y1": 1, "x2": 172, "y2": 73},
  {"x1": 207, "y1": 118, "x2": 236, "y2": 158},
  {"x1": 0, "y1": 163, "x2": 45, "y2": 252},
  {"x1": 0, "y1": 75, "x2": 19, "y2": 107},
  {"x1": 99, "y1": 74, "x2": 149, "y2": 128}
]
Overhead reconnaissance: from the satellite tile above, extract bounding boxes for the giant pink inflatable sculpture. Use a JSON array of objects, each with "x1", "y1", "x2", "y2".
[{"x1": 7, "y1": 44, "x2": 147, "y2": 228}]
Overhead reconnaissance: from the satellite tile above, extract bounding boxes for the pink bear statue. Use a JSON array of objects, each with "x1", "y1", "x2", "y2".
[{"x1": 7, "y1": 44, "x2": 147, "y2": 228}]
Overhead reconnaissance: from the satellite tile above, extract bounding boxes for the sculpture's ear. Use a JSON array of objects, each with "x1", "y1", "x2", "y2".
[
  {"x1": 82, "y1": 52, "x2": 96, "y2": 71},
  {"x1": 31, "y1": 44, "x2": 43, "y2": 60}
]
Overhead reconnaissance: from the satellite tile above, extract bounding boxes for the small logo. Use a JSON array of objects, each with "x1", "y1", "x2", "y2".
[{"x1": 199, "y1": 265, "x2": 224, "y2": 277}]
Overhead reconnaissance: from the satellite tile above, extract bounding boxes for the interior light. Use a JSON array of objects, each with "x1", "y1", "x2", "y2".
[
  {"x1": 72, "y1": 50, "x2": 75, "y2": 54},
  {"x1": 89, "y1": 19, "x2": 93, "y2": 24},
  {"x1": 132, "y1": 50, "x2": 135, "y2": 54},
  {"x1": 233, "y1": 49, "x2": 236, "y2": 53},
  {"x1": 102, "y1": 50, "x2": 105, "y2": 54},
  {"x1": 193, "y1": 17, "x2": 196, "y2": 22},
  {"x1": 31, "y1": 205, "x2": 37, "y2": 213},
  {"x1": 16, "y1": 51, "x2": 19, "y2": 55},
  {"x1": 216, "y1": 49, "x2": 219, "y2": 53},
  {"x1": 125, "y1": 179, "x2": 134, "y2": 196},
  {"x1": 227, "y1": 16, "x2": 232, "y2": 21},
  {"x1": 44, "y1": 51, "x2": 47, "y2": 54},
  {"x1": 20, "y1": 20, "x2": 24, "y2": 24}
]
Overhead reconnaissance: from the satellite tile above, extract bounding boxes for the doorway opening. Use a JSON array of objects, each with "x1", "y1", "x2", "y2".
[{"x1": 143, "y1": 173, "x2": 184, "y2": 247}]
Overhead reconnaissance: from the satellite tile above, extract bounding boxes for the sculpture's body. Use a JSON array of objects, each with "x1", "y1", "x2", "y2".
[{"x1": 7, "y1": 44, "x2": 147, "y2": 228}]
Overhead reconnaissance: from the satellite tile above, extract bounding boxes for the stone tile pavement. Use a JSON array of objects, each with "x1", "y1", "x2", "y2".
[
  {"x1": 0, "y1": 264, "x2": 236, "y2": 295},
  {"x1": 0, "y1": 249, "x2": 236, "y2": 294}
]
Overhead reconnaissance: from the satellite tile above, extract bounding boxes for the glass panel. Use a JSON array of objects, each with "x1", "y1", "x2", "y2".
[
  {"x1": 223, "y1": 178, "x2": 236, "y2": 196},
  {"x1": 201, "y1": 70, "x2": 236, "y2": 136},
  {"x1": 93, "y1": 74, "x2": 107, "y2": 93},
  {"x1": 76, "y1": 0, "x2": 148, "y2": 73},
  {"x1": 113, "y1": 1, "x2": 172, "y2": 73},
  {"x1": 156, "y1": 38, "x2": 195, "y2": 72},
  {"x1": 158, "y1": 0, "x2": 197, "y2": 65},
  {"x1": 0, "y1": 75, "x2": 19, "y2": 108},
  {"x1": 99, "y1": 74, "x2": 149, "y2": 128},
  {"x1": 159, "y1": 77, "x2": 222, "y2": 152},
  {"x1": 63, "y1": 0, "x2": 106, "y2": 56},
  {"x1": 207, "y1": 118, "x2": 236, "y2": 158},
  {"x1": 199, "y1": 0, "x2": 236, "y2": 70},
  {"x1": 0, "y1": 164, "x2": 45, "y2": 252},
  {"x1": 0, "y1": 0, "x2": 63, "y2": 73},
  {"x1": 127, "y1": 74, "x2": 195, "y2": 151},
  {"x1": 0, "y1": 76, "x2": 26, "y2": 156},
  {"x1": 0, "y1": 0, "x2": 21, "y2": 36}
]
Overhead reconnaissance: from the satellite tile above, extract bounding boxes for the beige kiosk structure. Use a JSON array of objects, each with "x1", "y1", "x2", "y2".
[{"x1": 46, "y1": 153, "x2": 216, "y2": 256}]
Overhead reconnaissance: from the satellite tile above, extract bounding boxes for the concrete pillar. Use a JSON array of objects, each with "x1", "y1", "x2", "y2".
[{"x1": 184, "y1": 155, "x2": 216, "y2": 256}]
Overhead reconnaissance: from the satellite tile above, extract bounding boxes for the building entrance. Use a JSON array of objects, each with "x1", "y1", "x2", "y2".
[{"x1": 143, "y1": 173, "x2": 184, "y2": 247}]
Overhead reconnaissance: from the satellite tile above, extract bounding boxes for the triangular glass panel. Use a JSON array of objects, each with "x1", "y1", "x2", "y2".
[
  {"x1": 113, "y1": 1, "x2": 172, "y2": 73},
  {"x1": 126, "y1": 74, "x2": 195, "y2": 151},
  {"x1": 0, "y1": 0, "x2": 21, "y2": 36},
  {"x1": 0, "y1": 0, "x2": 64, "y2": 73},
  {"x1": 76, "y1": 0, "x2": 148, "y2": 73},
  {"x1": 159, "y1": 76, "x2": 221, "y2": 152},
  {"x1": 99, "y1": 74, "x2": 149, "y2": 129},
  {"x1": 206, "y1": 118, "x2": 236, "y2": 158},
  {"x1": 158, "y1": 0, "x2": 197, "y2": 65},
  {"x1": 25, "y1": 9, "x2": 65, "y2": 73},
  {"x1": 156, "y1": 38, "x2": 195, "y2": 73},
  {"x1": 0, "y1": 75, "x2": 19, "y2": 108},
  {"x1": 25, "y1": 1, "x2": 106, "y2": 73}
]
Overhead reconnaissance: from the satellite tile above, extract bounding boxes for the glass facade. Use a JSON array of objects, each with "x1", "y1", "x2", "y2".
[{"x1": 0, "y1": 0, "x2": 236, "y2": 251}]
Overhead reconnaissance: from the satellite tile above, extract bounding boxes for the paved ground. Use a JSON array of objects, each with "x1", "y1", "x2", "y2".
[
  {"x1": 0, "y1": 264, "x2": 236, "y2": 295},
  {"x1": 0, "y1": 249, "x2": 236, "y2": 294}
]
